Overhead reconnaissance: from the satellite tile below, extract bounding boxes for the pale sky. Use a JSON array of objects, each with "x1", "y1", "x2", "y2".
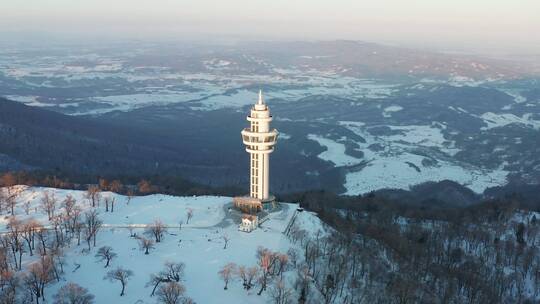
[{"x1": 1, "y1": 0, "x2": 539, "y2": 54}]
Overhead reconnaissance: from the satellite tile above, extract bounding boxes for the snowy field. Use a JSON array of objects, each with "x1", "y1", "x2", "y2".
[
  {"x1": 308, "y1": 122, "x2": 508, "y2": 194},
  {"x1": 307, "y1": 134, "x2": 362, "y2": 167},
  {"x1": 1, "y1": 186, "x2": 310, "y2": 304},
  {"x1": 343, "y1": 153, "x2": 507, "y2": 194},
  {"x1": 0, "y1": 51, "x2": 400, "y2": 114},
  {"x1": 2, "y1": 74, "x2": 398, "y2": 114}
]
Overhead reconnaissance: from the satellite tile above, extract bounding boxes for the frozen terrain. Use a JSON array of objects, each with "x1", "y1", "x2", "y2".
[
  {"x1": 479, "y1": 112, "x2": 540, "y2": 130},
  {"x1": 1, "y1": 186, "x2": 312, "y2": 304},
  {"x1": 308, "y1": 122, "x2": 508, "y2": 194}
]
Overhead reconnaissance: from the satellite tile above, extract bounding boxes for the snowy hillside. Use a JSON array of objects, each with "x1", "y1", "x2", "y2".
[{"x1": 0, "y1": 186, "x2": 327, "y2": 303}]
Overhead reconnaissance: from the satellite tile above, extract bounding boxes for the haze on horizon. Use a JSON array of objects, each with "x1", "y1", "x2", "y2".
[{"x1": 1, "y1": 0, "x2": 539, "y2": 55}]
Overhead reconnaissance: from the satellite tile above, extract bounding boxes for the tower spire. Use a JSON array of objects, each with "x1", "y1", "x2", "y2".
[{"x1": 258, "y1": 90, "x2": 264, "y2": 105}]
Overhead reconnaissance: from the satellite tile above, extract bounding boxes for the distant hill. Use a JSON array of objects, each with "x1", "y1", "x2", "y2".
[
  {"x1": 0, "y1": 97, "x2": 184, "y2": 176},
  {"x1": 374, "y1": 180, "x2": 480, "y2": 207},
  {"x1": 0, "y1": 98, "x2": 340, "y2": 193},
  {"x1": 238, "y1": 40, "x2": 535, "y2": 79}
]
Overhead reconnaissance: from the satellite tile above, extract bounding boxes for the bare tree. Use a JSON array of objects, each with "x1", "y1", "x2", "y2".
[
  {"x1": 40, "y1": 191, "x2": 57, "y2": 221},
  {"x1": 0, "y1": 173, "x2": 16, "y2": 194},
  {"x1": 85, "y1": 186, "x2": 101, "y2": 208},
  {"x1": 257, "y1": 247, "x2": 279, "y2": 295},
  {"x1": 0, "y1": 269, "x2": 18, "y2": 304},
  {"x1": 95, "y1": 246, "x2": 117, "y2": 268},
  {"x1": 69, "y1": 206, "x2": 82, "y2": 233},
  {"x1": 245, "y1": 266, "x2": 259, "y2": 290},
  {"x1": 7, "y1": 217, "x2": 24, "y2": 270},
  {"x1": 74, "y1": 222, "x2": 83, "y2": 247},
  {"x1": 186, "y1": 209, "x2": 193, "y2": 225},
  {"x1": 0, "y1": 236, "x2": 11, "y2": 272},
  {"x1": 0, "y1": 190, "x2": 7, "y2": 215},
  {"x1": 21, "y1": 219, "x2": 40, "y2": 256},
  {"x1": 1, "y1": 173, "x2": 18, "y2": 215},
  {"x1": 104, "y1": 196, "x2": 111, "y2": 213},
  {"x1": 127, "y1": 223, "x2": 136, "y2": 238},
  {"x1": 156, "y1": 282, "x2": 191, "y2": 304},
  {"x1": 275, "y1": 253, "x2": 289, "y2": 279},
  {"x1": 147, "y1": 262, "x2": 185, "y2": 296},
  {"x1": 23, "y1": 200, "x2": 32, "y2": 215},
  {"x1": 178, "y1": 220, "x2": 183, "y2": 231},
  {"x1": 138, "y1": 237, "x2": 155, "y2": 255},
  {"x1": 269, "y1": 279, "x2": 293, "y2": 304},
  {"x1": 53, "y1": 282, "x2": 94, "y2": 304},
  {"x1": 126, "y1": 189, "x2": 134, "y2": 205},
  {"x1": 222, "y1": 234, "x2": 230, "y2": 250},
  {"x1": 34, "y1": 223, "x2": 47, "y2": 256},
  {"x1": 24, "y1": 256, "x2": 53, "y2": 304},
  {"x1": 110, "y1": 197, "x2": 115, "y2": 213},
  {"x1": 51, "y1": 214, "x2": 64, "y2": 249},
  {"x1": 83, "y1": 210, "x2": 102, "y2": 250},
  {"x1": 145, "y1": 219, "x2": 167, "y2": 243},
  {"x1": 49, "y1": 248, "x2": 65, "y2": 283},
  {"x1": 5, "y1": 192, "x2": 18, "y2": 216},
  {"x1": 137, "y1": 180, "x2": 154, "y2": 194},
  {"x1": 97, "y1": 178, "x2": 108, "y2": 191},
  {"x1": 287, "y1": 248, "x2": 299, "y2": 268},
  {"x1": 219, "y1": 263, "x2": 236, "y2": 290},
  {"x1": 0, "y1": 190, "x2": 5, "y2": 215},
  {"x1": 109, "y1": 180, "x2": 123, "y2": 194},
  {"x1": 236, "y1": 265, "x2": 248, "y2": 289},
  {"x1": 62, "y1": 195, "x2": 76, "y2": 218},
  {"x1": 104, "y1": 267, "x2": 133, "y2": 296}
]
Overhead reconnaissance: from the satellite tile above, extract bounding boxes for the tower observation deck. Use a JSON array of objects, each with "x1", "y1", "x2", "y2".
[{"x1": 234, "y1": 90, "x2": 279, "y2": 213}]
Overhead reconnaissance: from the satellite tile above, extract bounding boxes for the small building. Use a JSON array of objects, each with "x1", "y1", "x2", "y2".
[
  {"x1": 238, "y1": 214, "x2": 259, "y2": 233},
  {"x1": 233, "y1": 196, "x2": 277, "y2": 214}
]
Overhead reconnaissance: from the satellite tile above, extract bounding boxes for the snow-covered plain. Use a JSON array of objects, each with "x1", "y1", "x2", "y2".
[
  {"x1": 2, "y1": 186, "x2": 307, "y2": 304},
  {"x1": 308, "y1": 122, "x2": 508, "y2": 194},
  {"x1": 343, "y1": 153, "x2": 507, "y2": 194},
  {"x1": 0, "y1": 51, "x2": 401, "y2": 114},
  {"x1": 2, "y1": 74, "x2": 398, "y2": 114},
  {"x1": 307, "y1": 134, "x2": 362, "y2": 167}
]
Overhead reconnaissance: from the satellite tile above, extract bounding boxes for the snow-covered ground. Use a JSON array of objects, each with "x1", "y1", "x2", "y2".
[
  {"x1": 343, "y1": 153, "x2": 507, "y2": 194},
  {"x1": 2, "y1": 188, "x2": 228, "y2": 229},
  {"x1": 191, "y1": 89, "x2": 258, "y2": 111},
  {"x1": 2, "y1": 75, "x2": 398, "y2": 114},
  {"x1": 383, "y1": 124, "x2": 461, "y2": 156},
  {"x1": 307, "y1": 134, "x2": 362, "y2": 167},
  {"x1": 1, "y1": 186, "x2": 308, "y2": 304},
  {"x1": 479, "y1": 112, "x2": 540, "y2": 130},
  {"x1": 0, "y1": 51, "x2": 401, "y2": 114},
  {"x1": 382, "y1": 105, "x2": 403, "y2": 117},
  {"x1": 308, "y1": 122, "x2": 508, "y2": 194}
]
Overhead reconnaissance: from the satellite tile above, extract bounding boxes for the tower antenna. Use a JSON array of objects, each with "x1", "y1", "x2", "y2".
[{"x1": 258, "y1": 90, "x2": 264, "y2": 105}]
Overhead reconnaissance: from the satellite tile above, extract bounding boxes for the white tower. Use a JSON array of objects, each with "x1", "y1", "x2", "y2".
[{"x1": 240, "y1": 90, "x2": 278, "y2": 206}]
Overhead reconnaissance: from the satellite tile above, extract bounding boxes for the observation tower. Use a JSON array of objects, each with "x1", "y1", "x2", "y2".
[{"x1": 234, "y1": 90, "x2": 279, "y2": 213}]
